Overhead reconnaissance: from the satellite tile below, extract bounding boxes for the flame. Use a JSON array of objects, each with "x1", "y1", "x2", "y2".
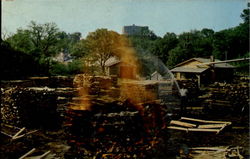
[{"x1": 76, "y1": 33, "x2": 158, "y2": 111}]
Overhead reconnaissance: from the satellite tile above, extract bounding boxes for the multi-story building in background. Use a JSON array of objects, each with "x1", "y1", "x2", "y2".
[{"x1": 122, "y1": 24, "x2": 149, "y2": 36}]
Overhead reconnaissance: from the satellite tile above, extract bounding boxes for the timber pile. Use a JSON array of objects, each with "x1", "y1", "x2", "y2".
[
  {"x1": 65, "y1": 99, "x2": 168, "y2": 158},
  {"x1": 186, "y1": 146, "x2": 244, "y2": 159},
  {"x1": 29, "y1": 76, "x2": 74, "y2": 88},
  {"x1": 65, "y1": 75, "x2": 170, "y2": 157},
  {"x1": 1, "y1": 87, "x2": 60, "y2": 128},
  {"x1": 167, "y1": 117, "x2": 231, "y2": 134},
  {"x1": 120, "y1": 80, "x2": 159, "y2": 104},
  {"x1": 200, "y1": 82, "x2": 249, "y2": 114},
  {"x1": 0, "y1": 76, "x2": 74, "y2": 88},
  {"x1": 73, "y1": 74, "x2": 119, "y2": 98}
]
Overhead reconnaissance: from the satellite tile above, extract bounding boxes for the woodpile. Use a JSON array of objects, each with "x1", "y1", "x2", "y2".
[
  {"x1": 64, "y1": 98, "x2": 169, "y2": 158},
  {"x1": 0, "y1": 76, "x2": 74, "y2": 88},
  {"x1": 64, "y1": 75, "x2": 172, "y2": 157},
  {"x1": 120, "y1": 80, "x2": 159, "y2": 104},
  {"x1": 200, "y1": 82, "x2": 249, "y2": 114},
  {"x1": 1, "y1": 87, "x2": 60, "y2": 128}
]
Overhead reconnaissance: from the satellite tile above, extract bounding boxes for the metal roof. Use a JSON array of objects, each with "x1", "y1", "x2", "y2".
[
  {"x1": 105, "y1": 57, "x2": 121, "y2": 67},
  {"x1": 175, "y1": 58, "x2": 235, "y2": 68},
  {"x1": 171, "y1": 67, "x2": 209, "y2": 73}
]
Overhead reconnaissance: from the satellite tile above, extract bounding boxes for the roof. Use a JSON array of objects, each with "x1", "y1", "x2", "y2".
[
  {"x1": 105, "y1": 57, "x2": 121, "y2": 67},
  {"x1": 175, "y1": 58, "x2": 235, "y2": 68},
  {"x1": 171, "y1": 67, "x2": 209, "y2": 73},
  {"x1": 151, "y1": 71, "x2": 162, "y2": 76}
]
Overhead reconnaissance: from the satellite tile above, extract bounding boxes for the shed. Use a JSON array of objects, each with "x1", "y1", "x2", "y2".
[
  {"x1": 170, "y1": 57, "x2": 235, "y2": 87},
  {"x1": 105, "y1": 57, "x2": 136, "y2": 79},
  {"x1": 151, "y1": 71, "x2": 163, "y2": 81}
]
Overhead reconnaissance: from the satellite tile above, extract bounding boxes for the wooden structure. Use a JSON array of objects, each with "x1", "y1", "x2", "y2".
[
  {"x1": 105, "y1": 57, "x2": 136, "y2": 79},
  {"x1": 150, "y1": 71, "x2": 163, "y2": 80},
  {"x1": 167, "y1": 117, "x2": 231, "y2": 134},
  {"x1": 188, "y1": 146, "x2": 244, "y2": 159},
  {"x1": 170, "y1": 57, "x2": 235, "y2": 87}
]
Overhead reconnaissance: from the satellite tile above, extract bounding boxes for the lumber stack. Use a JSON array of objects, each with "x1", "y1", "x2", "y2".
[
  {"x1": 200, "y1": 82, "x2": 249, "y2": 114},
  {"x1": 167, "y1": 117, "x2": 231, "y2": 134},
  {"x1": 1, "y1": 87, "x2": 60, "y2": 128},
  {"x1": 120, "y1": 80, "x2": 158, "y2": 104}
]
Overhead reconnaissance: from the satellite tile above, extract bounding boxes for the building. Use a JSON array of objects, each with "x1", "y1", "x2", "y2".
[
  {"x1": 150, "y1": 71, "x2": 163, "y2": 81},
  {"x1": 53, "y1": 52, "x2": 72, "y2": 63},
  {"x1": 122, "y1": 24, "x2": 149, "y2": 36},
  {"x1": 105, "y1": 57, "x2": 136, "y2": 79},
  {"x1": 170, "y1": 57, "x2": 235, "y2": 87}
]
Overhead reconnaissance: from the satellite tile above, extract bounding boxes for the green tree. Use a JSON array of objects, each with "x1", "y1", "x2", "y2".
[
  {"x1": 7, "y1": 21, "x2": 60, "y2": 75},
  {"x1": 167, "y1": 46, "x2": 189, "y2": 68},
  {"x1": 150, "y1": 32, "x2": 178, "y2": 64},
  {"x1": 84, "y1": 29, "x2": 122, "y2": 74}
]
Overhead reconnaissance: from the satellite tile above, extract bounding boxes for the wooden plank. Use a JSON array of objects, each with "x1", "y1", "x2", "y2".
[
  {"x1": 37, "y1": 150, "x2": 51, "y2": 159},
  {"x1": 188, "y1": 128, "x2": 220, "y2": 133},
  {"x1": 216, "y1": 124, "x2": 227, "y2": 134},
  {"x1": 0, "y1": 131, "x2": 13, "y2": 138},
  {"x1": 190, "y1": 146, "x2": 228, "y2": 151},
  {"x1": 167, "y1": 126, "x2": 220, "y2": 133},
  {"x1": 12, "y1": 134, "x2": 26, "y2": 140},
  {"x1": 170, "y1": 120, "x2": 196, "y2": 128},
  {"x1": 19, "y1": 148, "x2": 36, "y2": 159},
  {"x1": 198, "y1": 124, "x2": 226, "y2": 129},
  {"x1": 12, "y1": 127, "x2": 26, "y2": 139},
  {"x1": 167, "y1": 126, "x2": 188, "y2": 131},
  {"x1": 181, "y1": 117, "x2": 231, "y2": 125}
]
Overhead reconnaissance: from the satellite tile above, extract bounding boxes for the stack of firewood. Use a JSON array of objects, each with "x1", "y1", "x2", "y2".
[
  {"x1": 201, "y1": 82, "x2": 249, "y2": 114},
  {"x1": 1, "y1": 87, "x2": 60, "y2": 128}
]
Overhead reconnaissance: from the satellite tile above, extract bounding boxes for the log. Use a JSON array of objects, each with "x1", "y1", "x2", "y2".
[
  {"x1": 19, "y1": 148, "x2": 36, "y2": 159},
  {"x1": 170, "y1": 120, "x2": 196, "y2": 128}
]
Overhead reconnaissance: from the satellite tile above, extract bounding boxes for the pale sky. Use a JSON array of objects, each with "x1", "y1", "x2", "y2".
[{"x1": 2, "y1": 0, "x2": 248, "y2": 38}]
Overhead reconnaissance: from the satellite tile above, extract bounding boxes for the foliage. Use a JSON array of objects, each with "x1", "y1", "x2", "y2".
[
  {"x1": 50, "y1": 60, "x2": 84, "y2": 76},
  {"x1": 0, "y1": 41, "x2": 39, "y2": 79},
  {"x1": 1, "y1": 8, "x2": 248, "y2": 78},
  {"x1": 83, "y1": 29, "x2": 122, "y2": 74}
]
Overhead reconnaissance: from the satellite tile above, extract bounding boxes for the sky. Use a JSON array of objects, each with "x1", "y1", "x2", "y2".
[{"x1": 2, "y1": 0, "x2": 248, "y2": 38}]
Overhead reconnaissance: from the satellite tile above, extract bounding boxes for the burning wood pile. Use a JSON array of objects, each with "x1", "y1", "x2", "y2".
[
  {"x1": 65, "y1": 100, "x2": 168, "y2": 158},
  {"x1": 64, "y1": 74, "x2": 170, "y2": 157}
]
